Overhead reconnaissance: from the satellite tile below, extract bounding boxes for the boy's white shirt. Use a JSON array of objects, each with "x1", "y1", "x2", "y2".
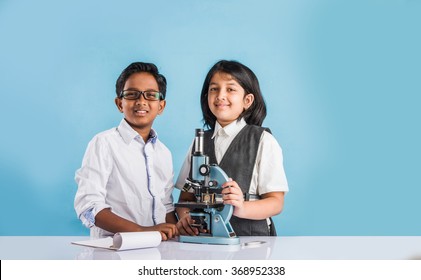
[
  {"x1": 74, "y1": 119, "x2": 174, "y2": 238},
  {"x1": 176, "y1": 118, "x2": 289, "y2": 196}
]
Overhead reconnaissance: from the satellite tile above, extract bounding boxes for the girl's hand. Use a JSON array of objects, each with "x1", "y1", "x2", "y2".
[
  {"x1": 176, "y1": 213, "x2": 199, "y2": 236},
  {"x1": 221, "y1": 179, "x2": 245, "y2": 217}
]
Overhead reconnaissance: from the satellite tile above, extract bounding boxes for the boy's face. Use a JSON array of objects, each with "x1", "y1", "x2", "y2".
[{"x1": 115, "y1": 72, "x2": 166, "y2": 136}]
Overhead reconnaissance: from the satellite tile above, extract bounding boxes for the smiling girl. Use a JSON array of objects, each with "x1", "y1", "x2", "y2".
[{"x1": 176, "y1": 60, "x2": 289, "y2": 236}]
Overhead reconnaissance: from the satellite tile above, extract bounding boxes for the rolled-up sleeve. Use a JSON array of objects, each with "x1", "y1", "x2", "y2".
[{"x1": 74, "y1": 136, "x2": 113, "y2": 228}]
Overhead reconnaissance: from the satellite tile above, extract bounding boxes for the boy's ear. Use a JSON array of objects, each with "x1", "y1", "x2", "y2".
[
  {"x1": 244, "y1": 93, "x2": 254, "y2": 109},
  {"x1": 115, "y1": 97, "x2": 123, "y2": 112},
  {"x1": 158, "y1": 100, "x2": 166, "y2": 115}
]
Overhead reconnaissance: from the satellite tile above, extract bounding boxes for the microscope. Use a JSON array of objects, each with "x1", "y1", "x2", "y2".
[{"x1": 175, "y1": 129, "x2": 240, "y2": 245}]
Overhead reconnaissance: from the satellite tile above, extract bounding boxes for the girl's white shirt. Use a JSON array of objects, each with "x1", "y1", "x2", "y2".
[{"x1": 176, "y1": 118, "x2": 289, "y2": 196}]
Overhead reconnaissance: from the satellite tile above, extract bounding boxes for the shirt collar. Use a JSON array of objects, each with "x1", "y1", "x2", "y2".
[
  {"x1": 212, "y1": 118, "x2": 247, "y2": 139},
  {"x1": 117, "y1": 119, "x2": 158, "y2": 144},
  {"x1": 148, "y1": 129, "x2": 158, "y2": 144}
]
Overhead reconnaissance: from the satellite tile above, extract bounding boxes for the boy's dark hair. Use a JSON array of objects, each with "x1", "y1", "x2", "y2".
[
  {"x1": 115, "y1": 62, "x2": 167, "y2": 99},
  {"x1": 200, "y1": 60, "x2": 267, "y2": 130}
]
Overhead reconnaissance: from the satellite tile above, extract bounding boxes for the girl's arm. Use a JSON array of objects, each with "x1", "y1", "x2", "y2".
[
  {"x1": 222, "y1": 131, "x2": 287, "y2": 220},
  {"x1": 221, "y1": 180, "x2": 285, "y2": 220},
  {"x1": 95, "y1": 208, "x2": 178, "y2": 240}
]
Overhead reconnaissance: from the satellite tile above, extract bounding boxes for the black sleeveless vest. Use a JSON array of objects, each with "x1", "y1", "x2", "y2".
[{"x1": 203, "y1": 125, "x2": 276, "y2": 236}]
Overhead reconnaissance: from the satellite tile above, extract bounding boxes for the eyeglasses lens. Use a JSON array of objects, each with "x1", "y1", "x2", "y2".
[{"x1": 121, "y1": 90, "x2": 161, "y2": 101}]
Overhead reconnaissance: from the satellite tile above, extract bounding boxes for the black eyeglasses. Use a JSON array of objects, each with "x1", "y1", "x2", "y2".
[{"x1": 120, "y1": 90, "x2": 164, "y2": 101}]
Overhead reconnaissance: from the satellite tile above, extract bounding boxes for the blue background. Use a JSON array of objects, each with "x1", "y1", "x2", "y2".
[{"x1": 0, "y1": 0, "x2": 420, "y2": 236}]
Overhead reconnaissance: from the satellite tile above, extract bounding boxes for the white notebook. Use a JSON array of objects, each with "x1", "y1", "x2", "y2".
[{"x1": 71, "y1": 231, "x2": 161, "y2": 251}]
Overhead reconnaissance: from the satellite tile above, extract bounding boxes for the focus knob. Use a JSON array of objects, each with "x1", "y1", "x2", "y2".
[{"x1": 199, "y1": 164, "x2": 210, "y2": 176}]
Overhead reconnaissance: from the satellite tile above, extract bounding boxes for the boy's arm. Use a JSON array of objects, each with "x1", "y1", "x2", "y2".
[
  {"x1": 95, "y1": 208, "x2": 143, "y2": 232},
  {"x1": 95, "y1": 208, "x2": 177, "y2": 240},
  {"x1": 165, "y1": 211, "x2": 178, "y2": 224},
  {"x1": 175, "y1": 191, "x2": 195, "y2": 221},
  {"x1": 175, "y1": 192, "x2": 199, "y2": 236},
  {"x1": 74, "y1": 136, "x2": 113, "y2": 227}
]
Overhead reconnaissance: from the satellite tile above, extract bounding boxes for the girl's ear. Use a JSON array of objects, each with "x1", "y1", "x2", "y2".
[
  {"x1": 244, "y1": 93, "x2": 254, "y2": 109},
  {"x1": 115, "y1": 97, "x2": 123, "y2": 112}
]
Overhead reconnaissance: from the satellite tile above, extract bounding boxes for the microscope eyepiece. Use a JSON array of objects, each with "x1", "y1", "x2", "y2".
[{"x1": 194, "y1": 129, "x2": 204, "y2": 156}]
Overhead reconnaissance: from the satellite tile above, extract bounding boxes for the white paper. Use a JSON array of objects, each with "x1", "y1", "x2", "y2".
[{"x1": 71, "y1": 231, "x2": 161, "y2": 251}]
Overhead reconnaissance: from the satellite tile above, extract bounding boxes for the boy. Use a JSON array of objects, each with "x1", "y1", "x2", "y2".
[{"x1": 74, "y1": 62, "x2": 178, "y2": 240}]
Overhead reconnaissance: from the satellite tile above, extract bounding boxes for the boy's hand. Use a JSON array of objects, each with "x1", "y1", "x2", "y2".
[
  {"x1": 176, "y1": 214, "x2": 199, "y2": 236},
  {"x1": 147, "y1": 223, "x2": 179, "y2": 241},
  {"x1": 221, "y1": 179, "x2": 245, "y2": 217}
]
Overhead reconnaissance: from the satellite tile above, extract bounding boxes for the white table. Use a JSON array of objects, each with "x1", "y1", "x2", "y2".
[{"x1": 1, "y1": 236, "x2": 421, "y2": 260}]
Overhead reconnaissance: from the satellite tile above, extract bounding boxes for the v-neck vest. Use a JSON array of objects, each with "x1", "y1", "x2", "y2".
[{"x1": 203, "y1": 125, "x2": 276, "y2": 236}]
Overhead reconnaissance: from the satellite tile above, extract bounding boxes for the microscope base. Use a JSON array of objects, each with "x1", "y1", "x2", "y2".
[{"x1": 178, "y1": 235, "x2": 240, "y2": 245}]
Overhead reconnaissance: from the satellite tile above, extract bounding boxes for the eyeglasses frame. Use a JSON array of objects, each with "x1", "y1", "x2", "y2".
[{"x1": 119, "y1": 90, "x2": 164, "y2": 101}]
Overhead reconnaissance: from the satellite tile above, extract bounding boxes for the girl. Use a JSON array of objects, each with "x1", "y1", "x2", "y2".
[{"x1": 176, "y1": 60, "x2": 289, "y2": 236}]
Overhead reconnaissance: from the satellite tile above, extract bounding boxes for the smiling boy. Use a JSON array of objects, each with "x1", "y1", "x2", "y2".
[{"x1": 74, "y1": 62, "x2": 178, "y2": 240}]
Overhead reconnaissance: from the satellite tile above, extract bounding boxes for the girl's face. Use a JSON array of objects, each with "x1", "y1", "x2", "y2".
[
  {"x1": 115, "y1": 72, "x2": 165, "y2": 135},
  {"x1": 207, "y1": 72, "x2": 254, "y2": 127}
]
